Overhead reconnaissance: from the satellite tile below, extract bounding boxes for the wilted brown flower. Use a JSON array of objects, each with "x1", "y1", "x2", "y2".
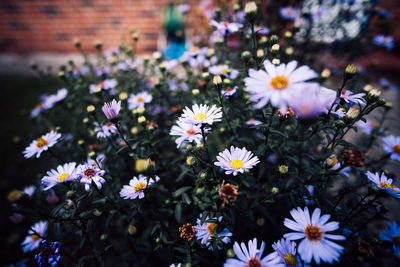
[
  {"x1": 179, "y1": 223, "x2": 197, "y2": 241},
  {"x1": 343, "y1": 148, "x2": 364, "y2": 167},
  {"x1": 277, "y1": 108, "x2": 295, "y2": 119},
  {"x1": 353, "y1": 240, "x2": 374, "y2": 257},
  {"x1": 219, "y1": 181, "x2": 238, "y2": 205}
]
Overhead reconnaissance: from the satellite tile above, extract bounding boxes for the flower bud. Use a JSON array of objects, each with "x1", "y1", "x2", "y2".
[
  {"x1": 272, "y1": 58, "x2": 280, "y2": 65},
  {"x1": 377, "y1": 97, "x2": 386, "y2": 106},
  {"x1": 94, "y1": 39, "x2": 102, "y2": 50},
  {"x1": 245, "y1": 2, "x2": 257, "y2": 22},
  {"x1": 227, "y1": 248, "x2": 235, "y2": 258},
  {"x1": 271, "y1": 187, "x2": 279, "y2": 194},
  {"x1": 119, "y1": 92, "x2": 128, "y2": 100},
  {"x1": 285, "y1": 47, "x2": 294, "y2": 55},
  {"x1": 345, "y1": 64, "x2": 357, "y2": 79},
  {"x1": 192, "y1": 89, "x2": 200, "y2": 95},
  {"x1": 345, "y1": 107, "x2": 359, "y2": 121},
  {"x1": 256, "y1": 49, "x2": 264, "y2": 58},
  {"x1": 128, "y1": 225, "x2": 137, "y2": 235},
  {"x1": 284, "y1": 31, "x2": 292, "y2": 38},
  {"x1": 241, "y1": 51, "x2": 252, "y2": 61},
  {"x1": 201, "y1": 72, "x2": 210, "y2": 80},
  {"x1": 363, "y1": 84, "x2": 373, "y2": 92},
  {"x1": 135, "y1": 159, "x2": 152, "y2": 172},
  {"x1": 256, "y1": 218, "x2": 265, "y2": 226},
  {"x1": 73, "y1": 38, "x2": 81, "y2": 48},
  {"x1": 86, "y1": 105, "x2": 95, "y2": 113},
  {"x1": 158, "y1": 63, "x2": 166, "y2": 72},
  {"x1": 271, "y1": 44, "x2": 280, "y2": 52},
  {"x1": 88, "y1": 151, "x2": 96, "y2": 159},
  {"x1": 131, "y1": 32, "x2": 139, "y2": 41},
  {"x1": 270, "y1": 35, "x2": 279, "y2": 44},
  {"x1": 138, "y1": 116, "x2": 146, "y2": 123},
  {"x1": 153, "y1": 51, "x2": 162, "y2": 60},
  {"x1": 367, "y1": 89, "x2": 381, "y2": 102},
  {"x1": 259, "y1": 36, "x2": 268, "y2": 45},
  {"x1": 7, "y1": 190, "x2": 22, "y2": 203},
  {"x1": 213, "y1": 75, "x2": 222, "y2": 85},
  {"x1": 278, "y1": 165, "x2": 288, "y2": 174},
  {"x1": 321, "y1": 68, "x2": 331, "y2": 78},
  {"x1": 186, "y1": 156, "x2": 195, "y2": 166}
]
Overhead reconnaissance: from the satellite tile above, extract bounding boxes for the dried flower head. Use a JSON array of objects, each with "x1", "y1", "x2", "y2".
[
  {"x1": 277, "y1": 108, "x2": 295, "y2": 119},
  {"x1": 179, "y1": 223, "x2": 197, "y2": 241},
  {"x1": 219, "y1": 181, "x2": 238, "y2": 205},
  {"x1": 343, "y1": 148, "x2": 364, "y2": 167}
]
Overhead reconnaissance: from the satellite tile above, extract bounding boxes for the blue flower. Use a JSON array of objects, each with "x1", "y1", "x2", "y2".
[
  {"x1": 35, "y1": 241, "x2": 61, "y2": 267},
  {"x1": 280, "y1": 7, "x2": 299, "y2": 20},
  {"x1": 380, "y1": 222, "x2": 400, "y2": 256},
  {"x1": 373, "y1": 35, "x2": 394, "y2": 51}
]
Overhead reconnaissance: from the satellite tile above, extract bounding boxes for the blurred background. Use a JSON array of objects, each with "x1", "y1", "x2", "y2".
[{"x1": 0, "y1": 0, "x2": 400, "y2": 265}]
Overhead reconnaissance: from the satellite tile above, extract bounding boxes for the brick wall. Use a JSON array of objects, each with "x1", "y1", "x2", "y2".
[{"x1": 0, "y1": 0, "x2": 197, "y2": 54}]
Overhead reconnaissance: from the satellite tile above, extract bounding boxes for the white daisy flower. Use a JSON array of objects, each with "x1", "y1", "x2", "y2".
[
  {"x1": 179, "y1": 104, "x2": 222, "y2": 125},
  {"x1": 195, "y1": 215, "x2": 232, "y2": 250},
  {"x1": 45, "y1": 88, "x2": 68, "y2": 107},
  {"x1": 209, "y1": 65, "x2": 239, "y2": 80},
  {"x1": 283, "y1": 207, "x2": 345, "y2": 264},
  {"x1": 89, "y1": 79, "x2": 117, "y2": 94},
  {"x1": 290, "y1": 85, "x2": 336, "y2": 119},
  {"x1": 214, "y1": 146, "x2": 260, "y2": 176},
  {"x1": 76, "y1": 163, "x2": 106, "y2": 192},
  {"x1": 244, "y1": 60, "x2": 318, "y2": 111},
  {"x1": 94, "y1": 122, "x2": 117, "y2": 139},
  {"x1": 21, "y1": 221, "x2": 48, "y2": 252},
  {"x1": 169, "y1": 121, "x2": 203, "y2": 148},
  {"x1": 23, "y1": 131, "x2": 61, "y2": 158},
  {"x1": 382, "y1": 135, "x2": 400, "y2": 161},
  {"x1": 356, "y1": 119, "x2": 378, "y2": 134},
  {"x1": 271, "y1": 238, "x2": 300, "y2": 267},
  {"x1": 224, "y1": 238, "x2": 283, "y2": 267},
  {"x1": 41, "y1": 162, "x2": 77, "y2": 190},
  {"x1": 366, "y1": 171, "x2": 400, "y2": 198},
  {"x1": 340, "y1": 90, "x2": 366, "y2": 106},
  {"x1": 119, "y1": 174, "x2": 160, "y2": 199},
  {"x1": 128, "y1": 91, "x2": 152, "y2": 110},
  {"x1": 211, "y1": 20, "x2": 243, "y2": 34}
]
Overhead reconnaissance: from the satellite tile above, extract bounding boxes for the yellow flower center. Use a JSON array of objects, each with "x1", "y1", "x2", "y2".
[
  {"x1": 270, "y1": 76, "x2": 289, "y2": 90},
  {"x1": 284, "y1": 253, "x2": 298, "y2": 266},
  {"x1": 221, "y1": 68, "x2": 229, "y2": 74},
  {"x1": 137, "y1": 96, "x2": 144, "y2": 102},
  {"x1": 247, "y1": 257, "x2": 262, "y2": 267},
  {"x1": 57, "y1": 173, "x2": 70, "y2": 182},
  {"x1": 36, "y1": 138, "x2": 48, "y2": 148},
  {"x1": 230, "y1": 159, "x2": 244, "y2": 170},
  {"x1": 134, "y1": 182, "x2": 146, "y2": 192},
  {"x1": 392, "y1": 236, "x2": 400, "y2": 247},
  {"x1": 194, "y1": 113, "x2": 207, "y2": 121},
  {"x1": 304, "y1": 225, "x2": 323, "y2": 241},
  {"x1": 380, "y1": 182, "x2": 394, "y2": 189},
  {"x1": 207, "y1": 223, "x2": 217, "y2": 235},
  {"x1": 31, "y1": 233, "x2": 41, "y2": 241},
  {"x1": 393, "y1": 145, "x2": 400, "y2": 155}
]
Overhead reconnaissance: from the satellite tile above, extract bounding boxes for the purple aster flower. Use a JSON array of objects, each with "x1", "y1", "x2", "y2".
[
  {"x1": 35, "y1": 240, "x2": 61, "y2": 267},
  {"x1": 373, "y1": 35, "x2": 394, "y2": 51},
  {"x1": 102, "y1": 99, "x2": 121, "y2": 121}
]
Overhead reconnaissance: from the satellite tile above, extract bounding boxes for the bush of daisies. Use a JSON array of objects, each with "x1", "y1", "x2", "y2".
[{"x1": 10, "y1": 1, "x2": 400, "y2": 266}]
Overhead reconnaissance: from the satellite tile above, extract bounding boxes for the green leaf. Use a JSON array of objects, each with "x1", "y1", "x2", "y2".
[
  {"x1": 175, "y1": 202, "x2": 182, "y2": 223},
  {"x1": 173, "y1": 186, "x2": 192, "y2": 197}
]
